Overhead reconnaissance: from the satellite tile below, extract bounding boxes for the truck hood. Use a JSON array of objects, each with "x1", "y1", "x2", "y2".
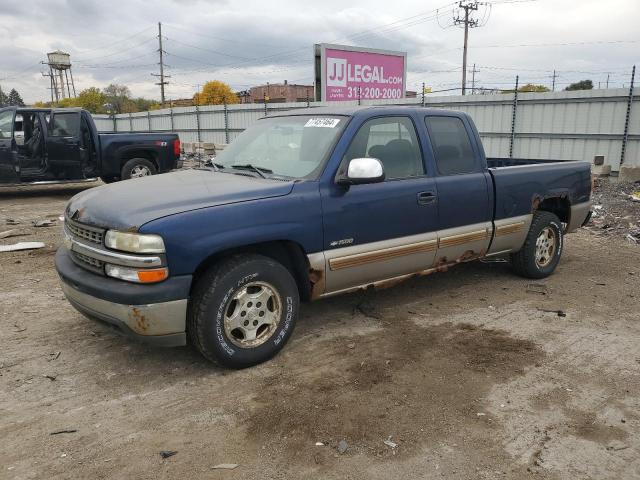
[{"x1": 66, "y1": 169, "x2": 295, "y2": 230}]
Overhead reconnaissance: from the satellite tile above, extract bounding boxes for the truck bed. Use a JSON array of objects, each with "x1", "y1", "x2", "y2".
[{"x1": 487, "y1": 158, "x2": 592, "y2": 223}]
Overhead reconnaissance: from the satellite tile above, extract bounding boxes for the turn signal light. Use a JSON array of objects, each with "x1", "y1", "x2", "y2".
[
  {"x1": 105, "y1": 264, "x2": 169, "y2": 283},
  {"x1": 137, "y1": 268, "x2": 169, "y2": 283}
]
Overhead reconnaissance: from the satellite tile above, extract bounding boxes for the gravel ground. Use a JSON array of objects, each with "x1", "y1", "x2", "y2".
[
  {"x1": 0, "y1": 180, "x2": 639, "y2": 480},
  {"x1": 589, "y1": 179, "x2": 640, "y2": 243}
]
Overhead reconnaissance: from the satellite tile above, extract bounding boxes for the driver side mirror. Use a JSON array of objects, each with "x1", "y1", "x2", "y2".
[{"x1": 336, "y1": 157, "x2": 385, "y2": 185}]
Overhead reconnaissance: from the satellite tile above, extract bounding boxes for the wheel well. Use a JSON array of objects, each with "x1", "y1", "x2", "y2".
[
  {"x1": 191, "y1": 240, "x2": 313, "y2": 302},
  {"x1": 120, "y1": 150, "x2": 159, "y2": 171},
  {"x1": 536, "y1": 196, "x2": 570, "y2": 223}
]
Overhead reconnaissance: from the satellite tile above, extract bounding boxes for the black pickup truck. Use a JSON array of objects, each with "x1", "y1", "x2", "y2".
[{"x1": 0, "y1": 107, "x2": 181, "y2": 184}]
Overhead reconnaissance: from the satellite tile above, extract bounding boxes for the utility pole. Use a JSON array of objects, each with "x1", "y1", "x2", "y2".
[
  {"x1": 606, "y1": 73, "x2": 610, "y2": 89},
  {"x1": 454, "y1": 1, "x2": 480, "y2": 95},
  {"x1": 551, "y1": 70, "x2": 557, "y2": 91},
  {"x1": 470, "y1": 63, "x2": 479, "y2": 94},
  {"x1": 151, "y1": 22, "x2": 169, "y2": 107}
]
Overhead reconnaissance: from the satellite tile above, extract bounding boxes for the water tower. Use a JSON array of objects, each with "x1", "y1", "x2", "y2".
[{"x1": 45, "y1": 51, "x2": 76, "y2": 102}]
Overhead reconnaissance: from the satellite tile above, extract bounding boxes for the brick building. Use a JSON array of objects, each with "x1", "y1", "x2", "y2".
[{"x1": 248, "y1": 81, "x2": 314, "y2": 103}]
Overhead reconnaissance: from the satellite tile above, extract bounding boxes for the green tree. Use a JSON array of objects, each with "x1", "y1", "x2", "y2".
[
  {"x1": 75, "y1": 87, "x2": 107, "y2": 113},
  {"x1": 133, "y1": 97, "x2": 160, "y2": 111},
  {"x1": 7, "y1": 88, "x2": 25, "y2": 106},
  {"x1": 58, "y1": 97, "x2": 80, "y2": 108},
  {"x1": 565, "y1": 80, "x2": 593, "y2": 91},
  {"x1": 103, "y1": 84, "x2": 132, "y2": 114},
  {"x1": 518, "y1": 83, "x2": 550, "y2": 93},
  {"x1": 194, "y1": 80, "x2": 239, "y2": 105}
]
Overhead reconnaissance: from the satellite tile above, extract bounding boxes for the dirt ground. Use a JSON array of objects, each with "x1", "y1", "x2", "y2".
[{"x1": 1, "y1": 181, "x2": 639, "y2": 480}]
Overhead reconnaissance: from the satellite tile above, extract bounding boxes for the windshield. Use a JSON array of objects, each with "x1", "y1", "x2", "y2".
[{"x1": 214, "y1": 115, "x2": 347, "y2": 179}]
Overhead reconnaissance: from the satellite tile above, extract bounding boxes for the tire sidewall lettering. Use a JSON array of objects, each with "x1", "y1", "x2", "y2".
[{"x1": 273, "y1": 296, "x2": 294, "y2": 346}]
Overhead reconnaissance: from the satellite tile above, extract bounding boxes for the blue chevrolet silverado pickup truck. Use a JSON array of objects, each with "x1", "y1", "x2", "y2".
[
  {"x1": 55, "y1": 106, "x2": 592, "y2": 367},
  {"x1": 0, "y1": 107, "x2": 180, "y2": 185}
]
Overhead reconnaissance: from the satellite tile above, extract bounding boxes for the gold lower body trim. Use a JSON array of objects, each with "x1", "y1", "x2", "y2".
[{"x1": 329, "y1": 239, "x2": 437, "y2": 271}]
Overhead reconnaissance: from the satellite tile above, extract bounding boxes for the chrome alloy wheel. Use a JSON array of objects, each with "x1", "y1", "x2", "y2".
[
  {"x1": 535, "y1": 227, "x2": 557, "y2": 268},
  {"x1": 130, "y1": 165, "x2": 152, "y2": 177},
  {"x1": 223, "y1": 281, "x2": 282, "y2": 348}
]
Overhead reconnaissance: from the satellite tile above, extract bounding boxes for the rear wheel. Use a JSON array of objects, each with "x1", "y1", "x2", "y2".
[
  {"x1": 121, "y1": 158, "x2": 157, "y2": 180},
  {"x1": 188, "y1": 254, "x2": 299, "y2": 368},
  {"x1": 511, "y1": 211, "x2": 563, "y2": 279}
]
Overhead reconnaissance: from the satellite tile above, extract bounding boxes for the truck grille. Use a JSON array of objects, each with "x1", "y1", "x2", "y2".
[
  {"x1": 71, "y1": 251, "x2": 105, "y2": 272},
  {"x1": 66, "y1": 218, "x2": 104, "y2": 245}
]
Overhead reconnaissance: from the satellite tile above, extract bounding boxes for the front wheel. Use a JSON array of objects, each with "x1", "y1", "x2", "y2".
[
  {"x1": 188, "y1": 254, "x2": 300, "y2": 368},
  {"x1": 121, "y1": 158, "x2": 157, "y2": 180},
  {"x1": 511, "y1": 211, "x2": 563, "y2": 279}
]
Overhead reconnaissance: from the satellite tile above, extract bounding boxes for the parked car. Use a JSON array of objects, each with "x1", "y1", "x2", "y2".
[
  {"x1": 55, "y1": 106, "x2": 592, "y2": 368},
  {"x1": 0, "y1": 107, "x2": 181, "y2": 185}
]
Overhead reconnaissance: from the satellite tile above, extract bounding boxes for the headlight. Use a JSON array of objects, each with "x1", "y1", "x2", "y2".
[
  {"x1": 104, "y1": 230, "x2": 165, "y2": 253},
  {"x1": 105, "y1": 264, "x2": 169, "y2": 283}
]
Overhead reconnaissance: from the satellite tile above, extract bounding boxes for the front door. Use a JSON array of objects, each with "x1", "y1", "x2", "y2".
[
  {"x1": 320, "y1": 115, "x2": 439, "y2": 294},
  {"x1": 424, "y1": 114, "x2": 493, "y2": 263},
  {"x1": 46, "y1": 111, "x2": 82, "y2": 178},
  {"x1": 0, "y1": 109, "x2": 19, "y2": 183}
]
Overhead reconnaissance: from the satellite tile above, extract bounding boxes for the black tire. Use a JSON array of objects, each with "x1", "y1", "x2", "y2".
[
  {"x1": 100, "y1": 176, "x2": 118, "y2": 184},
  {"x1": 511, "y1": 211, "x2": 563, "y2": 279},
  {"x1": 121, "y1": 158, "x2": 157, "y2": 180},
  {"x1": 188, "y1": 254, "x2": 300, "y2": 368}
]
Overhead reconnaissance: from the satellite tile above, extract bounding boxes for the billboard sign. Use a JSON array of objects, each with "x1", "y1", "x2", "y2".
[{"x1": 314, "y1": 44, "x2": 407, "y2": 102}]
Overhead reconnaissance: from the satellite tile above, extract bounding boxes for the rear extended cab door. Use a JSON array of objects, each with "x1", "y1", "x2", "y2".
[
  {"x1": 0, "y1": 108, "x2": 19, "y2": 183},
  {"x1": 46, "y1": 110, "x2": 82, "y2": 172},
  {"x1": 422, "y1": 112, "x2": 494, "y2": 263}
]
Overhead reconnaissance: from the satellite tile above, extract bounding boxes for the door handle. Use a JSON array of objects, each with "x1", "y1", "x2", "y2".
[{"x1": 417, "y1": 191, "x2": 436, "y2": 205}]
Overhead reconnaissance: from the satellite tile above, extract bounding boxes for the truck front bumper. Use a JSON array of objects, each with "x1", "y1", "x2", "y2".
[{"x1": 55, "y1": 247, "x2": 191, "y2": 347}]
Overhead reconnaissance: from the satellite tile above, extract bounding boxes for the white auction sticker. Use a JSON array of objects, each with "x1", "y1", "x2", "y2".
[{"x1": 304, "y1": 118, "x2": 340, "y2": 128}]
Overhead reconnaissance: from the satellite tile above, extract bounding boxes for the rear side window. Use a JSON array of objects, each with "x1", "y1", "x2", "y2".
[
  {"x1": 50, "y1": 113, "x2": 80, "y2": 137},
  {"x1": 425, "y1": 116, "x2": 476, "y2": 175}
]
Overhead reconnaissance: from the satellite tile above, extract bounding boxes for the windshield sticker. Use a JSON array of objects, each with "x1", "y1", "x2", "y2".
[{"x1": 304, "y1": 118, "x2": 340, "y2": 128}]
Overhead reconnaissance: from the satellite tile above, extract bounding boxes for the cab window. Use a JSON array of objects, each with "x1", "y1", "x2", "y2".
[{"x1": 344, "y1": 116, "x2": 424, "y2": 180}]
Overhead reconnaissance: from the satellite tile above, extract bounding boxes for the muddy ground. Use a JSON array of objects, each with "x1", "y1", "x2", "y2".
[{"x1": 1, "y1": 181, "x2": 639, "y2": 480}]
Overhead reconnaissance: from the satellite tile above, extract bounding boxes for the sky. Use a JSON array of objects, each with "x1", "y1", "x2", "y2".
[{"x1": 0, "y1": 0, "x2": 638, "y2": 103}]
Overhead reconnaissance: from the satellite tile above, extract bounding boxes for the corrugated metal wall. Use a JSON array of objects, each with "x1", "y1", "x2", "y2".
[{"x1": 93, "y1": 88, "x2": 639, "y2": 170}]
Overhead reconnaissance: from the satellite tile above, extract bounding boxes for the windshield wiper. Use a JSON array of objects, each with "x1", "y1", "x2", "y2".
[{"x1": 230, "y1": 164, "x2": 273, "y2": 178}]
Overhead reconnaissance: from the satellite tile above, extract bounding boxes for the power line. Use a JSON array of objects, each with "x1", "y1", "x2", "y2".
[
  {"x1": 73, "y1": 25, "x2": 156, "y2": 57},
  {"x1": 75, "y1": 36, "x2": 157, "y2": 62}
]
